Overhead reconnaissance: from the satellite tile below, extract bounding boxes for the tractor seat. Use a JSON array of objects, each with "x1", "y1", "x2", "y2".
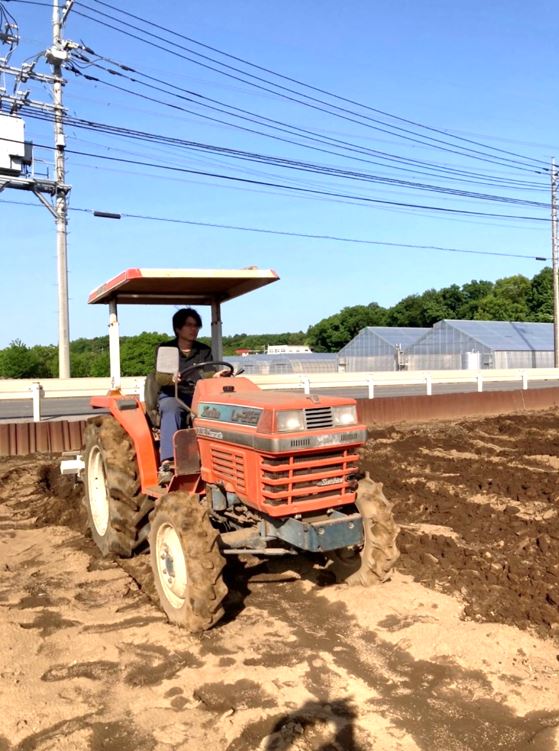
[
  {"x1": 144, "y1": 371, "x2": 161, "y2": 428},
  {"x1": 144, "y1": 371, "x2": 194, "y2": 430}
]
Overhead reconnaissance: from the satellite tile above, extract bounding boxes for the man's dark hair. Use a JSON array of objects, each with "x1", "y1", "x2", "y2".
[{"x1": 172, "y1": 307, "x2": 203, "y2": 333}]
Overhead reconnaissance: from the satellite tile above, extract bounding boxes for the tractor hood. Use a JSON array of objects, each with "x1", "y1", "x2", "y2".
[
  {"x1": 193, "y1": 377, "x2": 355, "y2": 411},
  {"x1": 192, "y1": 376, "x2": 365, "y2": 449}
]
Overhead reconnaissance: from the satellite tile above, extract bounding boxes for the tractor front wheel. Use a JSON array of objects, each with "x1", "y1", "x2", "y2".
[
  {"x1": 149, "y1": 492, "x2": 227, "y2": 631},
  {"x1": 347, "y1": 473, "x2": 400, "y2": 586}
]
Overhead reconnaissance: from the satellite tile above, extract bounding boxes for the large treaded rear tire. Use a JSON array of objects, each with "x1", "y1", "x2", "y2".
[
  {"x1": 149, "y1": 491, "x2": 227, "y2": 632},
  {"x1": 83, "y1": 415, "x2": 154, "y2": 558}
]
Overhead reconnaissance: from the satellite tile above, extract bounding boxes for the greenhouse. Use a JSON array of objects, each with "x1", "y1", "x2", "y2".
[
  {"x1": 227, "y1": 352, "x2": 338, "y2": 375},
  {"x1": 406, "y1": 320, "x2": 554, "y2": 370},
  {"x1": 338, "y1": 327, "x2": 430, "y2": 371}
]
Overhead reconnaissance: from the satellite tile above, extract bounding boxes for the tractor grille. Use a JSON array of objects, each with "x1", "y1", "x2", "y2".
[
  {"x1": 304, "y1": 407, "x2": 333, "y2": 429},
  {"x1": 210, "y1": 447, "x2": 246, "y2": 492},
  {"x1": 261, "y1": 448, "x2": 359, "y2": 507}
]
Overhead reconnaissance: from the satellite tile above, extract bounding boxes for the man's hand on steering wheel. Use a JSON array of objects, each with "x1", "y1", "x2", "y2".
[{"x1": 179, "y1": 360, "x2": 235, "y2": 385}]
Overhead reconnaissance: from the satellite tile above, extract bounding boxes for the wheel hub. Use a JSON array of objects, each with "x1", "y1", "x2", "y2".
[
  {"x1": 87, "y1": 445, "x2": 110, "y2": 536},
  {"x1": 156, "y1": 522, "x2": 188, "y2": 610}
]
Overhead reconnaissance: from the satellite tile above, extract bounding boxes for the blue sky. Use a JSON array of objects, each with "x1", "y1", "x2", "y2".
[{"x1": 0, "y1": 0, "x2": 556, "y2": 347}]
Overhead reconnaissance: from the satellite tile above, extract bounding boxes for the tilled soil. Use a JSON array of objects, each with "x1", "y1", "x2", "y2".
[
  {"x1": 0, "y1": 408, "x2": 559, "y2": 750},
  {"x1": 361, "y1": 409, "x2": 559, "y2": 637}
]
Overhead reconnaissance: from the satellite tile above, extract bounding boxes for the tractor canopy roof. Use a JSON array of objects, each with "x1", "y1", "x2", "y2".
[{"x1": 88, "y1": 267, "x2": 279, "y2": 305}]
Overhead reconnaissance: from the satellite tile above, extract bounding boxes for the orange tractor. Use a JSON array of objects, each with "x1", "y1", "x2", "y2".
[{"x1": 72, "y1": 268, "x2": 399, "y2": 631}]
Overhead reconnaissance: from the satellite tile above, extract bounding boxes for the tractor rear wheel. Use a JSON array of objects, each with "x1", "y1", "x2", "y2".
[
  {"x1": 347, "y1": 473, "x2": 400, "y2": 585},
  {"x1": 83, "y1": 415, "x2": 153, "y2": 557},
  {"x1": 149, "y1": 492, "x2": 227, "y2": 632}
]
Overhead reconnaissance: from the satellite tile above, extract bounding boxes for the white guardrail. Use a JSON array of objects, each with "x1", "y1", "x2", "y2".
[{"x1": 0, "y1": 368, "x2": 558, "y2": 422}]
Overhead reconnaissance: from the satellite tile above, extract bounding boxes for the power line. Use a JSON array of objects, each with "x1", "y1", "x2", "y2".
[
  {"x1": 4, "y1": 1, "x2": 551, "y2": 225},
  {"x1": 1, "y1": 196, "x2": 549, "y2": 260},
  {"x1": 85, "y1": 0, "x2": 547, "y2": 170},
  {"x1": 53, "y1": 157, "x2": 555, "y2": 228},
  {"x1": 73, "y1": 53, "x2": 546, "y2": 191},
  {"x1": 8, "y1": 0, "x2": 548, "y2": 207},
  {"x1": 73, "y1": 0, "x2": 546, "y2": 171},
  {"x1": 6, "y1": 0, "x2": 551, "y2": 182},
  {"x1": 67, "y1": 8, "x2": 541, "y2": 176},
  {"x1": 16, "y1": 111, "x2": 549, "y2": 208},
  {"x1": 16, "y1": 139, "x2": 551, "y2": 220},
  {"x1": 4, "y1": 0, "x2": 50, "y2": 5}
]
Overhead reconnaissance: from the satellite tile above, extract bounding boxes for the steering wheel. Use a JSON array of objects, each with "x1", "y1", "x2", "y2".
[{"x1": 180, "y1": 360, "x2": 235, "y2": 381}]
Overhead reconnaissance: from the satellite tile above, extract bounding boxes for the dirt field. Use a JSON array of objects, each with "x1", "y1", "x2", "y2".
[{"x1": 1, "y1": 408, "x2": 558, "y2": 750}]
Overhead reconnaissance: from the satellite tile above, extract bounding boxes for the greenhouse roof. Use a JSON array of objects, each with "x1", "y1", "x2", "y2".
[
  {"x1": 227, "y1": 353, "x2": 337, "y2": 364},
  {"x1": 227, "y1": 352, "x2": 337, "y2": 374},
  {"x1": 362, "y1": 327, "x2": 430, "y2": 347},
  {"x1": 442, "y1": 320, "x2": 553, "y2": 351}
]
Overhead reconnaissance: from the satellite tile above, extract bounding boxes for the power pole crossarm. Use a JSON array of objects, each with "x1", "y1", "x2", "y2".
[{"x1": 2, "y1": 63, "x2": 61, "y2": 84}]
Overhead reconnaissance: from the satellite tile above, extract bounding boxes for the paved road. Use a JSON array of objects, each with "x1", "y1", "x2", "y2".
[
  {"x1": 1, "y1": 377, "x2": 558, "y2": 422},
  {"x1": 0, "y1": 397, "x2": 106, "y2": 423}
]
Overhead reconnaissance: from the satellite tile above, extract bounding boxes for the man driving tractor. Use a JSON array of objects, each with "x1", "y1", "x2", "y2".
[{"x1": 155, "y1": 307, "x2": 227, "y2": 482}]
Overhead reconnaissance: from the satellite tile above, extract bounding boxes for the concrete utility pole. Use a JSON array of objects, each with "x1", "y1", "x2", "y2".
[
  {"x1": 551, "y1": 158, "x2": 559, "y2": 368},
  {"x1": 49, "y1": 0, "x2": 74, "y2": 378},
  {"x1": 0, "y1": 0, "x2": 74, "y2": 377}
]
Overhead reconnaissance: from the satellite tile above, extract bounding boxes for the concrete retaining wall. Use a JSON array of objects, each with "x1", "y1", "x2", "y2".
[{"x1": 355, "y1": 386, "x2": 559, "y2": 426}]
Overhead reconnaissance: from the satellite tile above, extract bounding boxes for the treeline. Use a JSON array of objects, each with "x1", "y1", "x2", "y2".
[
  {"x1": 0, "y1": 268, "x2": 552, "y2": 377},
  {"x1": 0, "y1": 332, "x2": 308, "y2": 379},
  {"x1": 307, "y1": 267, "x2": 553, "y2": 351}
]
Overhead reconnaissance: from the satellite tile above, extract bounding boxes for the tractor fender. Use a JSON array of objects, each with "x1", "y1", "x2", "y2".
[{"x1": 90, "y1": 395, "x2": 158, "y2": 489}]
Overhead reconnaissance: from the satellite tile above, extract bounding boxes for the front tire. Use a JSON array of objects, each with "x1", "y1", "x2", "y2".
[
  {"x1": 347, "y1": 473, "x2": 400, "y2": 585},
  {"x1": 149, "y1": 492, "x2": 227, "y2": 632},
  {"x1": 83, "y1": 416, "x2": 153, "y2": 557}
]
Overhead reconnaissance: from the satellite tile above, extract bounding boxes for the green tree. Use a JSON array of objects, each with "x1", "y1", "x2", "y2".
[
  {"x1": 0, "y1": 340, "x2": 42, "y2": 378},
  {"x1": 68, "y1": 336, "x2": 110, "y2": 377},
  {"x1": 70, "y1": 351, "x2": 95, "y2": 377},
  {"x1": 388, "y1": 285, "x2": 465, "y2": 327},
  {"x1": 527, "y1": 267, "x2": 553, "y2": 322},
  {"x1": 70, "y1": 335, "x2": 110, "y2": 356},
  {"x1": 420, "y1": 287, "x2": 461, "y2": 326},
  {"x1": 89, "y1": 351, "x2": 110, "y2": 377},
  {"x1": 455, "y1": 280, "x2": 494, "y2": 319},
  {"x1": 474, "y1": 274, "x2": 531, "y2": 321},
  {"x1": 29, "y1": 344, "x2": 58, "y2": 377},
  {"x1": 307, "y1": 303, "x2": 387, "y2": 352},
  {"x1": 386, "y1": 294, "x2": 425, "y2": 327},
  {"x1": 121, "y1": 332, "x2": 164, "y2": 376}
]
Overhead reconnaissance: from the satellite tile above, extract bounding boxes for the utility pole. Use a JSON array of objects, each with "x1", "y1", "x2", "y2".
[
  {"x1": 551, "y1": 158, "x2": 559, "y2": 368},
  {"x1": 0, "y1": 1, "x2": 74, "y2": 377},
  {"x1": 49, "y1": 0, "x2": 74, "y2": 378}
]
